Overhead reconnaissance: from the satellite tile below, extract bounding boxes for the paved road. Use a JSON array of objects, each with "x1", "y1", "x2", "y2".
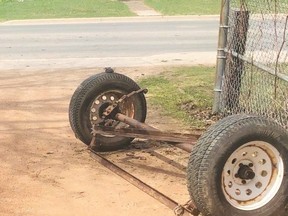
[{"x1": 0, "y1": 17, "x2": 219, "y2": 69}]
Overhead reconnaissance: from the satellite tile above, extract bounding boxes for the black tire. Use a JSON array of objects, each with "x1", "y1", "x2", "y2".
[
  {"x1": 187, "y1": 114, "x2": 288, "y2": 216},
  {"x1": 69, "y1": 72, "x2": 147, "y2": 151}
]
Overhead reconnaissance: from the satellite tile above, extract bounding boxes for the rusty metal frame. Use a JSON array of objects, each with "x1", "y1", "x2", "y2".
[
  {"x1": 89, "y1": 113, "x2": 200, "y2": 216},
  {"x1": 89, "y1": 114, "x2": 201, "y2": 215},
  {"x1": 89, "y1": 148, "x2": 200, "y2": 216},
  {"x1": 91, "y1": 113, "x2": 200, "y2": 153},
  {"x1": 88, "y1": 81, "x2": 201, "y2": 215}
]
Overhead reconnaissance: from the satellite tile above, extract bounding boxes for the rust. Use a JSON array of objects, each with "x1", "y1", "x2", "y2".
[
  {"x1": 89, "y1": 147, "x2": 199, "y2": 216},
  {"x1": 92, "y1": 125, "x2": 197, "y2": 153},
  {"x1": 93, "y1": 89, "x2": 198, "y2": 153},
  {"x1": 174, "y1": 143, "x2": 194, "y2": 153},
  {"x1": 116, "y1": 88, "x2": 148, "y2": 104},
  {"x1": 115, "y1": 113, "x2": 159, "y2": 132},
  {"x1": 88, "y1": 89, "x2": 201, "y2": 214},
  {"x1": 89, "y1": 93, "x2": 200, "y2": 214}
]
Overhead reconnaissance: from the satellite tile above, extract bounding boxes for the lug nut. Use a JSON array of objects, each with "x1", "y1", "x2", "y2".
[
  {"x1": 102, "y1": 96, "x2": 107, "y2": 100},
  {"x1": 92, "y1": 116, "x2": 98, "y2": 121},
  {"x1": 91, "y1": 108, "x2": 96, "y2": 113},
  {"x1": 95, "y1": 100, "x2": 100, "y2": 105}
]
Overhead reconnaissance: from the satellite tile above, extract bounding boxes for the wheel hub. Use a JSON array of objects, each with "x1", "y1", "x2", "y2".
[
  {"x1": 90, "y1": 90, "x2": 136, "y2": 127},
  {"x1": 222, "y1": 141, "x2": 284, "y2": 210},
  {"x1": 236, "y1": 163, "x2": 255, "y2": 180},
  {"x1": 90, "y1": 92, "x2": 119, "y2": 125}
]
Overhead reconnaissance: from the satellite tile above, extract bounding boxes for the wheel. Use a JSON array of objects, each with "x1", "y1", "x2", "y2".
[
  {"x1": 187, "y1": 114, "x2": 288, "y2": 216},
  {"x1": 69, "y1": 71, "x2": 147, "y2": 151}
]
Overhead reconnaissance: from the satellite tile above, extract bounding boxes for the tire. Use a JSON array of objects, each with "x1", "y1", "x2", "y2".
[
  {"x1": 69, "y1": 72, "x2": 147, "y2": 151},
  {"x1": 187, "y1": 114, "x2": 288, "y2": 216}
]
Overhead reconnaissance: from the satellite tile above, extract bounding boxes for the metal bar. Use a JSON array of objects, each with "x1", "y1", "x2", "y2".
[
  {"x1": 94, "y1": 126, "x2": 199, "y2": 143},
  {"x1": 224, "y1": 9, "x2": 250, "y2": 112},
  {"x1": 113, "y1": 113, "x2": 198, "y2": 152},
  {"x1": 93, "y1": 126, "x2": 197, "y2": 152},
  {"x1": 174, "y1": 143, "x2": 193, "y2": 153},
  {"x1": 212, "y1": 0, "x2": 230, "y2": 113},
  {"x1": 117, "y1": 88, "x2": 148, "y2": 104},
  {"x1": 89, "y1": 148, "x2": 200, "y2": 216},
  {"x1": 115, "y1": 113, "x2": 159, "y2": 132},
  {"x1": 114, "y1": 113, "x2": 200, "y2": 141},
  {"x1": 225, "y1": 49, "x2": 288, "y2": 83}
]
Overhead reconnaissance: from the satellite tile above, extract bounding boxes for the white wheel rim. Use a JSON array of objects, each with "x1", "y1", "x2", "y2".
[{"x1": 222, "y1": 141, "x2": 284, "y2": 210}]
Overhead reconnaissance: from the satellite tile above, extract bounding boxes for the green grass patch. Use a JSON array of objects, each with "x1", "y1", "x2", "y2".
[
  {"x1": 145, "y1": 0, "x2": 221, "y2": 15},
  {"x1": 139, "y1": 66, "x2": 216, "y2": 129},
  {"x1": 0, "y1": 0, "x2": 134, "y2": 21}
]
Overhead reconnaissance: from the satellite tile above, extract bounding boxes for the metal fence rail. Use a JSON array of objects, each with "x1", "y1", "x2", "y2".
[{"x1": 214, "y1": 0, "x2": 288, "y2": 128}]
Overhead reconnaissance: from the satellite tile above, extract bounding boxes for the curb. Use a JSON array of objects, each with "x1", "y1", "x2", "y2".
[{"x1": 0, "y1": 15, "x2": 220, "y2": 25}]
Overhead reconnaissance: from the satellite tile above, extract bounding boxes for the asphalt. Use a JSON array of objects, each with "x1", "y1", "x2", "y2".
[{"x1": 0, "y1": 16, "x2": 220, "y2": 70}]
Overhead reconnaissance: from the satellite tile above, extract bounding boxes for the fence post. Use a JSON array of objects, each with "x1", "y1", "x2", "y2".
[
  {"x1": 212, "y1": 0, "x2": 230, "y2": 114},
  {"x1": 224, "y1": 9, "x2": 250, "y2": 112}
]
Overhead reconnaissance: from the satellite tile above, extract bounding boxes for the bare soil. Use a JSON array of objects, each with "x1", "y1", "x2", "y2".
[
  {"x1": 120, "y1": 0, "x2": 161, "y2": 16},
  {"x1": 0, "y1": 67, "x2": 196, "y2": 216}
]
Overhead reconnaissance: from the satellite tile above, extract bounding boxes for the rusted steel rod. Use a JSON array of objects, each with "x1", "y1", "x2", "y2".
[
  {"x1": 93, "y1": 126, "x2": 197, "y2": 153},
  {"x1": 113, "y1": 113, "x2": 198, "y2": 153},
  {"x1": 94, "y1": 126, "x2": 198, "y2": 143},
  {"x1": 89, "y1": 148, "x2": 199, "y2": 216},
  {"x1": 115, "y1": 113, "x2": 159, "y2": 132},
  {"x1": 174, "y1": 143, "x2": 194, "y2": 153}
]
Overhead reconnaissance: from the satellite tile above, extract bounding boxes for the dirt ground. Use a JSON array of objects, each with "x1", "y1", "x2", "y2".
[{"x1": 0, "y1": 66, "x2": 196, "y2": 216}]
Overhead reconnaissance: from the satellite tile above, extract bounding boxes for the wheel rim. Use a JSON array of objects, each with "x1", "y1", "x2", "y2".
[
  {"x1": 222, "y1": 141, "x2": 284, "y2": 211},
  {"x1": 89, "y1": 90, "x2": 135, "y2": 130}
]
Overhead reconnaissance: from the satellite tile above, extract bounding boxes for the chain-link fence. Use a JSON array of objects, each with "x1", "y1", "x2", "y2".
[{"x1": 214, "y1": 0, "x2": 288, "y2": 128}]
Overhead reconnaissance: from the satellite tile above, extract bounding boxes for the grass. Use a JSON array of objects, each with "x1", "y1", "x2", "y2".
[
  {"x1": 138, "y1": 66, "x2": 215, "y2": 129},
  {"x1": 145, "y1": 0, "x2": 221, "y2": 15},
  {"x1": 0, "y1": 0, "x2": 134, "y2": 21},
  {"x1": 0, "y1": 0, "x2": 222, "y2": 21}
]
